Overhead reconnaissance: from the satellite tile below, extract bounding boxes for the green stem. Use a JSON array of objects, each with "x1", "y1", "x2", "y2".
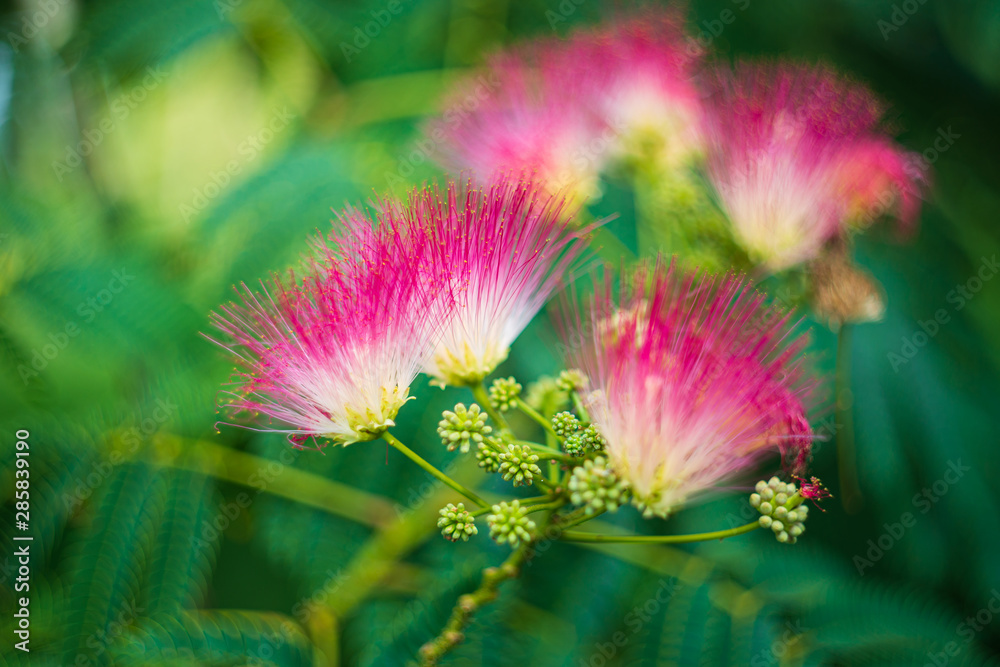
[
  {"x1": 470, "y1": 495, "x2": 554, "y2": 518},
  {"x1": 570, "y1": 392, "x2": 590, "y2": 423},
  {"x1": 148, "y1": 434, "x2": 397, "y2": 527},
  {"x1": 836, "y1": 323, "x2": 864, "y2": 514},
  {"x1": 512, "y1": 440, "x2": 577, "y2": 464},
  {"x1": 383, "y1": 432, "x2": 488, "y2": 508},
  {"x1": 514, "y1": 397, "x2": 560, "y2": 439},
  {"x1": 560, "y1": 521, "x2": 761, "y2": 544},
  {"x1": 524, "y1": 500, "x2": 566, "y2": 515},
  {"x1": 555, "y1": 507, "x2": 605, "y2": 531},
  {"x1": 470, "y1": 382, "x2": 511, "y2": 433},
  {"x1": 419, "y1": 543, "x2": 532, "y2": 666}
]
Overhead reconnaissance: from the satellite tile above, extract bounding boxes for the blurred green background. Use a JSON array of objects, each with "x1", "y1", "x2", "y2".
[{"x1": 1, "y1": 0, "x2": 999, "y2": 665}]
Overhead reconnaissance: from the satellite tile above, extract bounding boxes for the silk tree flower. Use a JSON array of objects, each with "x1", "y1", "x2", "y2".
[
  {"x1": 563, "y1": 7, "x2": 703, "y2": 172},
  {"x1": 427, "y1": 8, "x2": 703, "y2": 201},
  {"x1": 207, "y1": 211, "x2": 451, "y2": 447},
  {"x1": 426, "y1": 44, "x2": 609, "y2": 204},
  {"x1": 702, "y1": 62, "x2": 927, "y2": 271},
  {"x1": 406, "y1": 178, "x2": 588, "y2": 387},
  {"x1": 560, "y1": 258, "x2": 815, "y2": 517}
]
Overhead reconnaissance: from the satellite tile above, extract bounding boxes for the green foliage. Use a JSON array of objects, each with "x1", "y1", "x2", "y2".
[{"x1": 2, "y1": 0, "x2": 999, "y2": 665}]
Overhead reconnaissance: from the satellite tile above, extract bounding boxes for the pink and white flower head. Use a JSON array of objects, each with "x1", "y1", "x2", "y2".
[
  {"x1": 427, "y1": 44, "x2": 609, "y2": 204},
  {"x1": 404, "y1": 176, "x2": 588, "y2": 387},
  {"x1": 564, "y1": 7, "x2": 704, "y2": 171},
  {"x1": 208, "y1": 211, "x2": 449, "y2": 447},
  {"x1": 428, "y1": 8, "x2": 703, "y2": 200},
  {"x1": 560, "y1": 258, "x2": 815, "y2": 517},
  {"x1": 703, "y1": 62, "x2": 927, "y2": 271}
]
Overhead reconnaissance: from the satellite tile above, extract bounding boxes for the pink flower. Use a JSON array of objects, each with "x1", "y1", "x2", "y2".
[
  {"x1": 560, "y1": 258, "x2": 815, "y2": 517},
  {"x1": 427, "y1": 44, "x2": 608, "y2": 203},
  {"x1": 207, "y1": 211, "x2": 450, "y2": 447},
  {"x1": 702, "y1": 62, "x2": 927, "y2": 270},
  {"x1": 563, "y1": 8, "x2": 704, "y2": 170},
  {"x1": 796, "y1": 476, "x2": 833, "y2": 506},
  {"x1": 427, "y1": 8, "x2": 702, "y2": 201},
  {"x1": 403, "y1": 177, "x2": 588, "y2": 386}
]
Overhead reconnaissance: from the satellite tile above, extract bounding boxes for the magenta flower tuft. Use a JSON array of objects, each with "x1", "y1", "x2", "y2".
[
  {"x1": 404, "y1": 177, "x2": 589, "y2": 386},
  {"x1": 560, "y1": 258, "x2": 816, "y2": 517},
  {"x1": 207, "y1": 212, "x2": 450, "y2": 447},
  {"x1": 427, "y1": 45, "x2": 608, "y2": 203},
  {"x1": 427, "y1": 8, "x2": 702, "y2": 201},
  {"x1": 563, "y1": 8, "x2": 703, "y2": 169},
  {"x1": 703, "y1": 62, "x2": 927, "y2": 270}
]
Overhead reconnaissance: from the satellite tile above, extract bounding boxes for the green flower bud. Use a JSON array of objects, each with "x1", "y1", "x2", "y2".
[
  {"x1": 556, "y1": 369, "x2": 587, "y2": 393},
  {"x1": 488, "y1": 377, "x2": 522, "y2": 413},
  {"x1": 497, "y1": 444, "x2": 542, "y2": 487},
  {"x1": 437, "y1": 403, "x2": 492, "y2": 453},
  {"x1": 524, "y1": 376, "x2": 569, "y2": 413},
  {"x1": 475, "y1": 440, "x2": 502, "y2": 473},
  {"x1": 568, "y1": 456, "x2": 629, "y2": 515},
  {"x1": 487, "y1": 500, "x2": 536, "y2": 547},
  {"x1": 751, "y1": 477, "x2": 811, "y2": 545},
  {"x1": 551, "y1": 411, "x2": 581, "y2": 438},
  {"x1": 564, "y1": 424, "x2": 606, "y2": 457},
  {"x1": 437, "y1": 503, "x2": 478, "y2": 542}
]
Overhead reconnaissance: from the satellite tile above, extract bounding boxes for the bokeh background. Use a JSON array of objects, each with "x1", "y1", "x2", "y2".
[{"x1": 2, "y1": 0, "x2": 1000, "y2": 665}]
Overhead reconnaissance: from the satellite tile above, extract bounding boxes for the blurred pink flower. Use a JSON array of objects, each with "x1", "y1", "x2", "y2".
[
  {"x1": 427, "y1": 7, "x2": 703, "y2": 200},
  {"x1": 560, "y1": 258, "x2": 815, "y2": 517},
  {"x1": 703, "y1": 62, "x2": 927, "y2": 270}
]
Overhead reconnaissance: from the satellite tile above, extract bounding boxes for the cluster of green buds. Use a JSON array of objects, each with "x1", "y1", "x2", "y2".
[
  {"x1": 437, "y1": 503, "x2": 478, "y2": 542},
  {"x1": 556, "y1": 369, "x2": 587, "y2": 393},
  {"x1": 497, "y1": 443, "x2": 542, "y2": 487},
  {"x1": 751, "y1": 477, "x2": 809, "y2": 544},
  {"x1": 488, "y1": 377, "x2": 522, "y2": 412},
  {"x1": 487, "y1": 500, "x2": 536, "y2": 547},
  {"x1": 564, "y1": 425, "x2": 606, "y2": 457},
  {"x1": 437, "y1": 403, "x2": 491, "y2": 453},
  {"x1": 550, "y1": 412, "x2": 606, "y2": 456},
  {"x1": 568, "y1": 457, "x2": 629, "y2": 515},
  {"x1": 475, "y1": 440, "x2": 502, "y2": 473}
]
